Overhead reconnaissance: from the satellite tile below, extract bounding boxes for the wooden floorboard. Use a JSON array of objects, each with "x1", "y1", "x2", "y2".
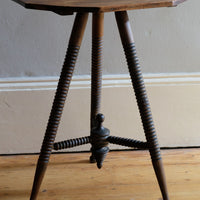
[{"x1": 0, "y1": 149, "x2": 200, "y2": 200}]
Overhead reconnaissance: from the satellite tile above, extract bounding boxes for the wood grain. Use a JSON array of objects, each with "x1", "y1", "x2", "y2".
[
  {"x1": 1, "y1": 149, "x2": 200, "y2": 200},
  {"x1": 12, "y1": 0, "x2": 186, "y2": 13}
]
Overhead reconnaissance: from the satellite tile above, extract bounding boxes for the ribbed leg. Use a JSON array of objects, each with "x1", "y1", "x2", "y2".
[
  {"x1": 115, "y1": 11, "x2": 169, "y2": 200},
  {"x1": 30, "y1": 12, "x2": 89, "y2": 200},
  {"x1": 90, "y1": 13, "x2": 104, "y2": 163}
]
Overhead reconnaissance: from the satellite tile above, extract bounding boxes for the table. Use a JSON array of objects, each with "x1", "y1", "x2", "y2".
[{"x1": 12, "y1": 0, "x2": 187, "y2": 200}]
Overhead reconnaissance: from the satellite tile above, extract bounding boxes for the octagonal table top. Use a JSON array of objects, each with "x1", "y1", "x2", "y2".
[{"x1": 13, "y1": 0, "x2": 186, "y2": 14}]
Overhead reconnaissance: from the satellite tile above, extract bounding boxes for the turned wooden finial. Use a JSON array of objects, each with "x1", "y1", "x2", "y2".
[
  {"x1": 96, "y1": 113, "x2": 105, "y2": 128},
  {"x1": 91, "y1": 113, "x2": 110, "y2": 169}
]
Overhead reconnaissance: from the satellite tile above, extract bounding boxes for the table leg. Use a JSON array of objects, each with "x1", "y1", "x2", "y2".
[
  {"x1": 30, "y1": 12, "x2": 89, "y2": 200},
  {"x1": 115, "y1": 11, "x2": 169, "y2": 200},
  {"x1": 90, "y1": 13, "x2": 104, "y2": 163}
]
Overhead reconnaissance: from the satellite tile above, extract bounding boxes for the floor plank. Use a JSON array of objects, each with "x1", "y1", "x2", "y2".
[{"x1": 0, "y1": 149, "x2": 200, "y2": 200}]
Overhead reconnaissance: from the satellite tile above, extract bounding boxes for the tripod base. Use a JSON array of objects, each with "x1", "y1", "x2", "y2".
[
  {"x1": 29, "y1": 11, "x2": 170, "y2": 200},
  {"x1": 53, "y1": 113, "x2": 149, "y2": 168}
]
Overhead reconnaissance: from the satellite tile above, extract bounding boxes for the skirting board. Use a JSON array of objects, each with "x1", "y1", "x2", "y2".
[{"x1": 1, "y1": 73, "x2": 200, "y2": 154}]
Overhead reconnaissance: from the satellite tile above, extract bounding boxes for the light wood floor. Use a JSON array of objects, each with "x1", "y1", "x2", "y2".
[{"x1": 0, "y1": 149, "x2": 200, "y2": 200}]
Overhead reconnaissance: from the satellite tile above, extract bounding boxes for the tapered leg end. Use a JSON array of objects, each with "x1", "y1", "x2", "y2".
[
  {"x1": 152, "y1": 159, "x2": 170, "y2": 200},
  {"x1": 90, "y1": 154, "x2": 96, "y2": 163},
  {"x1": 30, "y1": 162, "x2": 48, "y2": 200}
]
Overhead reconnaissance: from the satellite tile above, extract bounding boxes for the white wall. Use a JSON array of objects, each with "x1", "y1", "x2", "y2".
[
  {"x1": 0, "y1": 0, "x2": 199, "y2": 77},
  {"x1": 1, "y1": 0, "x2": 200, "y2": 154},
  {"x1": 1, "y1": 73, "x2": 200, "y2": 154}
]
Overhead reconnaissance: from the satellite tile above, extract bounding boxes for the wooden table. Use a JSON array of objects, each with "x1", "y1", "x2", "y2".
[
  {"x1": 11, "y1": 1, "x2": 187, "y2": 200},
  {"x1": 13, "y1": 0, "x2": 186, "y2": 14}
]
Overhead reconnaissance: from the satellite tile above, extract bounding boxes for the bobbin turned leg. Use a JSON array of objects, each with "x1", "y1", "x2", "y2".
[
  {"x1": 90, "y1": 13, "x2": 104, "y2": 163},
  {"x1": 30, "y1": 12, "x2": 88, "y2": 200},
  {"x1": 115, "y1": 11, "x2": 169, "y2": 200}
]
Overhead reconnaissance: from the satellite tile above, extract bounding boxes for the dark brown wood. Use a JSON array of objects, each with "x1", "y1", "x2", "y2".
[
  {"x1": 90, "y1": 12, "x2": 104, "y2": 129},
  {"x1": 52, "y1": 9, "x2": 74, "y2": 16},
  {"x1": 13, "y1": 0, "x2": 186, "y2": 14},
  {"x1": 115, "y1": 11, "x2": 169, "y2": 200},
  {"x1": 53, "y1": 136, "x2": 90, "y2": 150},
  {"x1": 30, "y1": 12, "x2": 88, "y2": 200},
  {"x1": 107, "y1": 136, "x2": 148, "y2": 149},
  {"x1": 90, "y1": 114, "x2": 110, "y2": 169},
  {"x1": 90, "y1": 12, "x2": 104, "y2": 163},
  {"x1": 53, "y1": 135, "x2": 148, "y2": 150},
  {"x1": 153, "y1": 159, "x2": 170, "y2": 200},
  {"x1": 69, "y1": 13, "x2": 89, "y2": 46}
]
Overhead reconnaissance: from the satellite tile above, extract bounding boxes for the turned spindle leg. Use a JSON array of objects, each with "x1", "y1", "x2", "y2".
[
  {"x1": 30, "y1": 12, "x2": 88, "y2": 200},
  {"x1": 90, "y1": 13, "x2": 104, "y2": 163},
  {"x1": 115, "y1": 11, "x2": 169, "y2": 200}
]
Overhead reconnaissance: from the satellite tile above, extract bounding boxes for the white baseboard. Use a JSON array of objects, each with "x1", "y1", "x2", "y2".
[{"x1": 1, "y1": 73, "x2": 200, "y2": 154}]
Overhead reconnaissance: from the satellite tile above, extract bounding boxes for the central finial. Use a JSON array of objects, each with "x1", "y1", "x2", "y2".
[
  {"x1": 91, "y1": 113, "x2": 110, "y2": 169},
  {"x1": 96, "y1": 113, "x2": 105, "y2": 128}
]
